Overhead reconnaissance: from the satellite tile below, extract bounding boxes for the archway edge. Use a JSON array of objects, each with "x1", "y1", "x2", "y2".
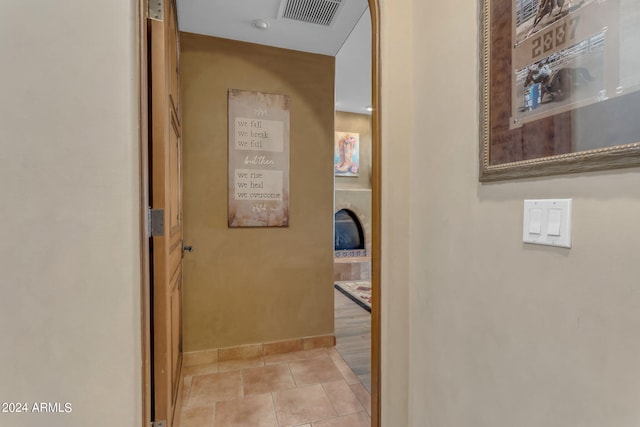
[{"x1": 366, "y1": 1, "x2": 382, "y2": 426}]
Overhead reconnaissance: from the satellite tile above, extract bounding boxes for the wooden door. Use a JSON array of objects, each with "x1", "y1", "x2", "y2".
[{"x1": 149, "y1": 0, "x2": 183, "y2": 425}]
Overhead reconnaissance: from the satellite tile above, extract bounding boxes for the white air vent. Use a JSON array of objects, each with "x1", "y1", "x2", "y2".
[{"x1": 278, "y1": 0, "x2": 344, "y2": 27}]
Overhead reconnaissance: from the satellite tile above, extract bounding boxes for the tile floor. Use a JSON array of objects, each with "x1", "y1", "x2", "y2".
[{"x1": 174, "y1": 346, "x2": 371, "y2": 427}]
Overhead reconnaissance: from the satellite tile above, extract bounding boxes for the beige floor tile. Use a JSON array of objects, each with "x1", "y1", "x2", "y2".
[
  {"x1": 243, "y1": 363, "x2": 296, "y2": 396},
  {"x1": 183, "y1": 375, "x2": 193, "y2": 389},
  {"x1": 357, "y1": 374, "x2": 371, "y2": 393},
  {"x1": 264, "y1": 350, "x2": 311, "y2": 365},
  {"x1": 322, "y1": 380, "x2": 364, "y2": 415},
  {"x1": 263, "y1": 348, "x2": 333, "y2": 365},
  {"x1": 183, "y1": 362, "x2": 218, "y2": 378},
  {"x1": 348, "y1": 382, "x2": 371, "y2": 416},
  {"x1": 288, "y1": 356, "x2": 343, "y2": 386},
  {"x1": 302, "y1": 348, "x2": 331, "y2": 359},
  {"x1": 311, "y1": 411, "x2": 370, "y2": 427},
  {"x1": 218, "y1": 356, "x2": 264, "y2": 372},
  {"x1": 331, "y1": 357, "x2": 360, "y2": 385},
  {"x1": 325, "y1": 347, "x2": 342, "y2": 361},
  {"x1": 273, "y1": 384, "x2": 337, "y2": 427},
  {"x1": 178, "y1": 405, "x2": 215, "y2": 427},
  {"x1": 213, "y1": 393, "x2": 277, "y2": 427},
  {"x1": 187, "y1": 370, "x2": 243, "y2": 407},
  {"x1": 181, "y1": 376, "x2": 193, "y2": 406}
]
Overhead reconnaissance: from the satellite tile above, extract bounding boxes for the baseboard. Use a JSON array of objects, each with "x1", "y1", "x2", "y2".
[{"x1": 183, "y1": 334, "x2": 336, "y2": 367}]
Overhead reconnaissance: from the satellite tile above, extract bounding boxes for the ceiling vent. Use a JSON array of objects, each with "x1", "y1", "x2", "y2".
[{"x1": 278, "y1": 0, "x2": 344, "y2": 27}]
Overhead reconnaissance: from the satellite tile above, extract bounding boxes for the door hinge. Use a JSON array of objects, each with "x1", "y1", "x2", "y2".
[
  {"x1": 148, "y1": 208, "x2": 165, "y2": 237},
  {"x1": 146, "y1": 0, "x2": 163, "y2": 21},
  {"x1": 151, "y1": 421, "x2": 166, "y2": 427}
]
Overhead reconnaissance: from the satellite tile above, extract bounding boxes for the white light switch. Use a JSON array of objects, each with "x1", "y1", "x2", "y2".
[
  {"x1": 547, "y1": 209, "x2": 562, "y2": 236},
  {"x1": 528, "y1": 208, "x2": 542, "y2": 234},
  {"x1": 523, "y1": 199, "x2": 572, "y2": 248}
]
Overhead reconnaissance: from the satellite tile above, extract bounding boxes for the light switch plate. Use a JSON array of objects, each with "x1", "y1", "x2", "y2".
[{"x1": 523, "y1": 199, "x2": 572, "y2": 248}]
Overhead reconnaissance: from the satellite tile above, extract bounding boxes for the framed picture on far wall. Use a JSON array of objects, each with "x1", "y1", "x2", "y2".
[
  {"x1": 480, "y1": 0, "x2": 640, "y2": 181},
  {"x1": 335, "y1": 132, "x2": 360, "y2": 177}
]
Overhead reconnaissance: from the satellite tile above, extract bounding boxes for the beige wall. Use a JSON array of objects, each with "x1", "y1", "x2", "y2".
[
  {"x1": 180, "y1": 33, "x2": 335, "y2": 351},
  {"x1": 0, "y1": 2, "x2": 141, "y2": 427},
  {"x1": 380, "y1": 0, "x2": 412, "y2": 425},
  {"x1": 397, "y1": 1, "x2": 640, "y2": 427}
]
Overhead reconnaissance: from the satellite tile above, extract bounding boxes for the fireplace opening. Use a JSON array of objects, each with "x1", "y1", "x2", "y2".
[{"x1": 334, "y1": 209, "x2": 364, "y2": 251}]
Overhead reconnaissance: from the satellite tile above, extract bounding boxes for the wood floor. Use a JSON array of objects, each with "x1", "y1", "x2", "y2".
[{"x1": 334, "y1": 288, "x2": 372, "y2": 392}]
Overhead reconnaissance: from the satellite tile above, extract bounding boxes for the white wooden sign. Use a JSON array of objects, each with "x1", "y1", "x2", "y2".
[{"x1": 228, "y1": 89, "x2": 290, "y2": 227}]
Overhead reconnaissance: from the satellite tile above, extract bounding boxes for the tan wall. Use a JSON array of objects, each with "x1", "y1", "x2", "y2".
[
  {"x1": 180, "y1": 33, "x2": 335, "y2": 351},
  {"x1": 396, "y1": 1, "x2": 640, "y2": 427},
  {"x1": 380, "y1": 0, "x2": 412, "y2": 424},
  {"x1": 0, "y1": 2, "x2": 141, "y2": 427}
]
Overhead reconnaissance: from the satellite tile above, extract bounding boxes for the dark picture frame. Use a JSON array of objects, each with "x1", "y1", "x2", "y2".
[{"x1": 480, "y1": 0, "x2": 640, "y2": 181}]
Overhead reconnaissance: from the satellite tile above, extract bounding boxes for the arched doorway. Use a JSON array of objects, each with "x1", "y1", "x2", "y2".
[
  {"x1": 367, "y1": 4, "x2": 381, "y2": 425},
  {"x1": 140, "y1": 1, "x2": 382, "y2": 425}
]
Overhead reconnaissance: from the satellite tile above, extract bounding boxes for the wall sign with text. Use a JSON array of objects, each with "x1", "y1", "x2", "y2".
[{"x1": 228, "y1": 89, "x2": 290, "y2": 227}]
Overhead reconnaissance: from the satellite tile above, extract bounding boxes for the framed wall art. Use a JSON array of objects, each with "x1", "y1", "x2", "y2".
[
  {"x1": 480, "y1": 0, "x2": 640, "y2": 181},
  {"x1": 228, "y1": 89, "x2": 290, "y2": 227},
  {"x1": 335, "y1": 132, "x2": 360, "y2": 177}
]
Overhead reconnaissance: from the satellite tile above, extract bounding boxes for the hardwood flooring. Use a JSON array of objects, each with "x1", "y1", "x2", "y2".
[{"x1": 334, "y1": 288, "x2": 372, "y2": 392}]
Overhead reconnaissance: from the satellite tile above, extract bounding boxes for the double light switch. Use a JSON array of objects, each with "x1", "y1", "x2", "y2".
[{"x1": 523, "y1": 199, "x2": 572, "y2": 248}]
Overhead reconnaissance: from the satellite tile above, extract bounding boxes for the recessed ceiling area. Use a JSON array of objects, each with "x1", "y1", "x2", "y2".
[{"x1": 176, "y1": 0, "x2": 371, "y2": 113}]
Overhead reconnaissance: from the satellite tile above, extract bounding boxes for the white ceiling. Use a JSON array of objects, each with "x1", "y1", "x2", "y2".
[
  {"x1": 334, "y1": 11, "x2": 371, "y2": 114},
  {"x1": 176, "y1": 0, "x2": 371, "y2": 114}
]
